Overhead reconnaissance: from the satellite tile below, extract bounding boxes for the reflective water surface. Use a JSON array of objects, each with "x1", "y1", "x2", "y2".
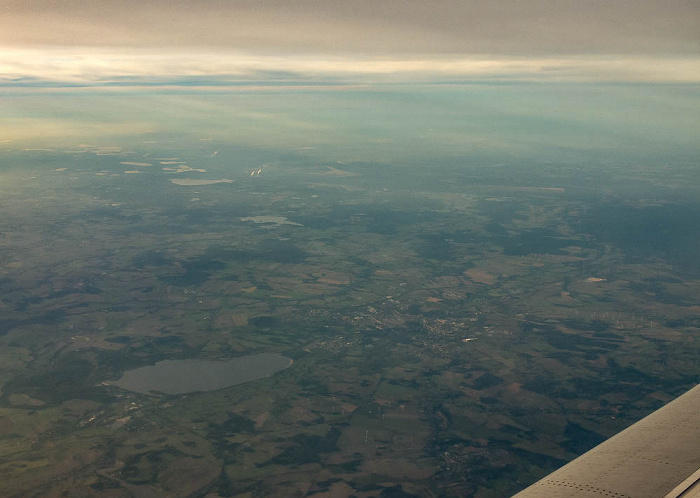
[{"x1": 111, "y1": 353, "x2": 292, "y2": 394}]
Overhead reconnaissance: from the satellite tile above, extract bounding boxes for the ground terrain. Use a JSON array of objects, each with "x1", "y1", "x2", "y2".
[{"x1": 0, "y1": 138, "x2": 698, "y2": 497}]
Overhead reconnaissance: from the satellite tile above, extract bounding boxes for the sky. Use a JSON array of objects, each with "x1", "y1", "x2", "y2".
[{"x1": 1, "y1": 0, "x2": 699, "y2": 83}]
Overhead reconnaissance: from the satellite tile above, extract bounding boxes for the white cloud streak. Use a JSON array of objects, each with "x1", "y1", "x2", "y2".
[{"x1": 2, "y1": 48, "x2": 699, "y2": 84}]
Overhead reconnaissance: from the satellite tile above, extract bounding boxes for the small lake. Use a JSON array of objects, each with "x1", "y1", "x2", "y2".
[{"x1": 111, "y1": 353, "x2": 292, "y2": 394}]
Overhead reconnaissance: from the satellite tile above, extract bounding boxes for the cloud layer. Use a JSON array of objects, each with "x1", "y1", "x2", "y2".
[
  {"x1": 2, "y1": 0, "x2": 699, "y2": 55},
  {"x1": 1, "y1": 1, "x2": 698, "y2": 84}
]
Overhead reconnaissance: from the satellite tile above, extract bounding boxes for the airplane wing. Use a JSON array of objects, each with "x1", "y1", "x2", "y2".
[{"x1": 513, "y1": 383, "x2": 700, "y2": 498}]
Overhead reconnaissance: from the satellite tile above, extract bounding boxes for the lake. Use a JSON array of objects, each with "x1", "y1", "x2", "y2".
[{"x1": 111, "y1": 353, "x2": 292, "y2": 394}]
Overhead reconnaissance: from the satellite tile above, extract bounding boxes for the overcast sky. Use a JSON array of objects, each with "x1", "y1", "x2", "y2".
[{"x1": 1, "y1": 0, "x2": 698, "y2": 82}]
